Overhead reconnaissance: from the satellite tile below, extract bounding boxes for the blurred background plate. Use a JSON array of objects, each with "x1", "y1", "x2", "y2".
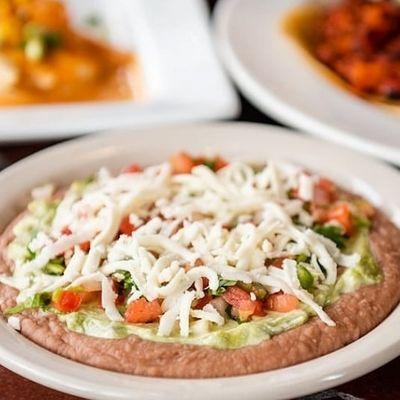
[
  {"x1": 214, "y1": 0, "x2": 400, "y2": 165},
  {"x1": 0, "y1": 0, "x2": 239, "y2": 141}
]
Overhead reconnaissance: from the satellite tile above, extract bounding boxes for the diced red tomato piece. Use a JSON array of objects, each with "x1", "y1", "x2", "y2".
[
  {"x1": 235, "y1": 299, "x2": 265, "y2": 320},
  {"x1": 79, "y1": 241, "x2": 90, "y2": 252},
  {"x1": 122, "y1": 163, "x2": 142, "y2": 174},
  {"x1": 215, "y1": 156, "x2": 228, "y2": 171},
  {"x1": 318, "y1": 177, "x2": 335, "y2": 193},
  {"x1": 116, "y1": 293, "x2": 126, "y2": 306},
  {"x1": 325, "y1": 203, "x2": 353, "y2": 234},
  {"x1": 311, "y1": 204, "x2": 329, "y2": 222},
  {"x1": 222, "y1": 286, "x2": 252, "y2": 309},
  {"x1": 119, "y1": 216, "x2": 136, "y2": 236},
  {"x1": 313, "y1": 178, "x2": 336, "y2": 206},
  {"x1": 252, "y1": 300, "x2": 266, "y2": 316},
  {"x1": 124, "y1": 298, "x2": 162, "y2": 323},
  {"x1": 194, "y1": 294, "x2": 213, "y2": 310},
  {"x1": 270, "y1": 257, "x2": 286, "y2": 268},
  {"x1": 222, "y1": 286, "x2": 265, "y2": 319},
  {"x1": 265, "y1": 293, "x2": 299, "y2": 313},
  {"x1": 170, "y1": 152, "x2": 196, "y2": 174},
  {"x1": 53, "y1": 291, "x2": 83, "y2": 313},
  {"x1": 201, "y1": 277, "x2": 209, "y2": 289},
  {"x1": 289, "y1": 188, "x2": 300, "y2": 199},
  {"x1": 62, "y1": 226, "x2": 72, "y2": 235},
  {"x1": 193, "y1": 156, "x2": 206, "y2": 166}
]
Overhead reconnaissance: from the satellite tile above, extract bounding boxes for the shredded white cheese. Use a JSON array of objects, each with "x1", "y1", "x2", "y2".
[{"x1": 2, "y1": 159, "x2": 364, "y2": 336}]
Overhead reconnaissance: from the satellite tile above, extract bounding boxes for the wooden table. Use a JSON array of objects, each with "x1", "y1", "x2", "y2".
[{"x1": 0, "y1": 0, "x2": 399, "y2": 398}]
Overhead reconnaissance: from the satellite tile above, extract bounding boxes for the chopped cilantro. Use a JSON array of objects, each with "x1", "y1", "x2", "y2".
[
  {"x1": 112, "y1": 270, "x2": 138, "y2": 293},
  {"x1": 210, "y1": 279, "x2": 237, "y2": 296},
  {"x1": 314, "y1": 224, "x2": 346, "y2": 248},
  {"x1": 203, "y1": 160, "x2": 216, "y2": 171},
  {"x1": 26, "y1": 248, "x2": 36, "y2": 261},
  {"x1": 85, "y1": 14, "x2": 102, "y2": 27}
]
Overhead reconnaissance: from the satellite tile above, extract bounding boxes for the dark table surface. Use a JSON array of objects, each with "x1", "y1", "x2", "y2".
[{"x1": 0, "y1": 1, "x2": 399, "y2": 399}]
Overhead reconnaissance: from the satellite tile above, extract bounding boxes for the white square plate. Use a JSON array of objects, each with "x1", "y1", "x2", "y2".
[{"x1": 0, "y1": 0, "x2": 238, "y2": 141}]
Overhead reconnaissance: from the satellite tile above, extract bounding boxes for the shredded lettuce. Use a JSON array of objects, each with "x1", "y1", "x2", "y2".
[{"x1": 6, "y1": 292, "x2": 52, "y2": 315}]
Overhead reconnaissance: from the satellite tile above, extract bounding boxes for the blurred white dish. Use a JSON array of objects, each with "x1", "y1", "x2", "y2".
[
  {"x1": 0, "y1": 122, "x2": 400, "y2": 400},
  {"x1": 214, "y1": 0, "x2": 400, "y2": 165},
  {"x1": 0, "y1": 0, "x2": 238, "y2": 141}
]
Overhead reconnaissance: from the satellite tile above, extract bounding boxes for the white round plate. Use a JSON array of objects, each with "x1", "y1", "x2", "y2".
[
  {"x1": 0, "y1": 123, "x2": 400, "y2": 400},
  {"x1": 214, "y1": 0, "x2": 400, "y2": 165}
]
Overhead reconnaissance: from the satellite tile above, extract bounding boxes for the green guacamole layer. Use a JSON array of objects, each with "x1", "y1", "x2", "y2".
[
  {"x1": 7, "y1": 196, "x2": 381, "y2": 350},
  {"x1": 60, "y1": 231, "x2": 381, "y2": 349}
]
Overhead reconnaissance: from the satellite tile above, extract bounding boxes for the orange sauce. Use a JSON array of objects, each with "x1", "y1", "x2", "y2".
[
  {"x1": 0, "y1": 0, "x2": 139, "y2": 106},
  {"x1": 282, "y1": 4, "x2": 400, "y2": 112}
]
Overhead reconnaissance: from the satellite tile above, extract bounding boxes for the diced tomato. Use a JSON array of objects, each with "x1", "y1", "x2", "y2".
[
  {"x1": 170, "y1": 152, "x2": 196, "y2": 174},
  {"x1": 124, "y1": 298, "x2": 162, "y2": 323},
  {"x1": 236, "y1": 299, "x2": 265, "y2": 320},
  {"x1": 311, "y1": 204, "x2": 329, "y2": 222},
  {"x1": 252, "y1": 300, "x2": 266, "y2": 317},
  {"x1": 222, "y1": 286, "x2": 265, "y2": 319},
  {"x1": 116, "y1": 293, "x2": 126, "y2": 306},
  {"x1": 201, "y1": 277, "x2": 209, "y2": 289},
  {"x1": 122, "y1": 163, "x2": 142, "y2": 174},
  {"x1": 222, "y1": 286, "x2": 252, "y2": 309},
  {"x1": 194, "y1": 156, "x2": 206, "y2": 166},
  {"x1": 265, "y1": 292, "x2": 299, "y2": 313},
  {"x1": 270, "y1": 257, "x2": 286, "y2": 268},
  {"x1": 80, "y1": 290, "x2": 101, "y2": 305},
  {"x1": 61, "y1": 226, "x2": 72, "y2": 235},
  {"x1": 79, "y1": 241, "x2": 90, "y2": 252},
  {"x1": 289, "y1": 188, "x2": 300, "y2": 199},
  {"x1": 194, "y1": 293, "x2": 212, "y2": 310},
  {"x1": 119, "y1": 215, "x2": 136, "y2": 236},
  {"x1": 53, "y1": 290, "x2": 83, "y2": 313},
  {"x1": 318, "y1": 177, "x2": 335, "y2": 193},
  {"x1": 215, "y1": 156, "x2": 228, "y2": 171},
  {"x1": 313, "y1": 178, "x2": 336, "y2": 206},
  {"x1": 325, "y1": 203, "x2": 352, "y2": 234}
]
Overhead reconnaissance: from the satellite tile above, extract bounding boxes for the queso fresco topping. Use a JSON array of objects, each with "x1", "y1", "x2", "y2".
[{"x1": 1, "y1": 153, "x2": 379, "y2": 347}]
